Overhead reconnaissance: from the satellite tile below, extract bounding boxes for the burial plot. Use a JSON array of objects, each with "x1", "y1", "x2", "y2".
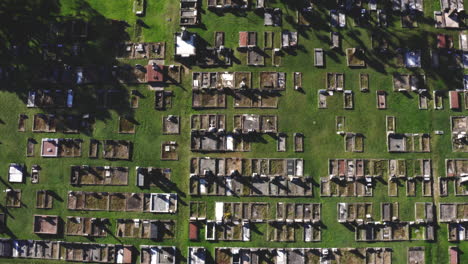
[
  {"x1": 386, "y1": 116, "x2": 396, "y2": 132},
  {"x1": 346, "y1": 48, "x2": 366, "y2": 67},
  {"x1": 58, "y1": 139, "x2": 82, "y2": 157},
  {"x1": 345, "y1": 133, "x2": 364, "y2": 152},
  {"x1": 6, "y1": 189, "x2": 22, "y2": 208},
  {"x1": 147, "y1": 42, "x2": 165, "y2": 59},
  {"x1": 277, "y1": 133, "x2": 286, "y2": 152},
  {"x1": 162, "y1": 115, "x2": 180, "y2": 134},
  {"x1": 377, "y1": 9, "x2": 388, "y2": 27},
  {"x1": 331, "y1": 32, "x2": 340, "y2": 49},
  {"x1": 88, "y1": 139, "x2": 99, "y2": 158},
  {"x1": 264, "y1": 31, "x2": 274, "y2": 49},
  {"x1": 294, "y1": 133, "x2": 304, "y2": 152},
  {"x1": 71, "y1": 166, "x2": 129, "y2": 186},
  {"x1": 118, "y1": 116, "x2": 136, "y2": 134},
  {"x1": 130, "y1": 90, "x2": 139, "y2": 108},
  {"x1": 419, "y1": 93, "x2": 429, "y2": 109},
  {"x1": 66, "y1": 216, "x2": 108, "y2": 237},
  {"x1": 189, "y1": 201, "x2": 207, "y2": 220},
  {"x1": 360, "y1": 73, "x2": 369, "y2": 92},
  {"x1": 18, "y1": 114, "x2": 27, "y2": 132},
  {"x1": 408, "y1": 247, "x2": 425, "y2": 264},
  {"x1": 36, "y1": 190, "x2": 53, "y2": 209},
  {"x1": 247, "y1": 48, "x2": 265, "y2": 66},
  {"x1": 402, "y1": 12, "x2": 418, "y2": 28},
  {"x1": 33, "y1": 215, "x2": 59, "y2": 235},
  {"x1": 344, "y1": 90, "x2": 354, "y2": 109},
  {"x1": 136, "y1": 167, "x2": 171, "y2": 188},
  {"x1": 377, "y1": 91, "x2": 387, "y2": 109},
  {"x1": 267, "y1": 221, "x2": 295, "y2": 242},
  {"x1": 314, "y1": 49, "x2": 324, "y2": 67},
  {"x1": 318, "y1": 90, "x2": 328, "y2": 108},
  {"x1": 294, "y1": 72, "x2": 302, "y2": 90},
  {"x1": 326, "y1": 73, "x2": 344, "y2": 91},
  {"x1": 192, "y1": 90, "x2": 226, "y2": 109},
  {"x1": 161, "y1": 142, "x2": 178, "y2": 160},
  {"x1": 297, "y1": 4, "x2": 313, "y2": 26},
  {"x1": 336, "y1": 116, "x2": 346, "y2": 132},
  {"x1": 191, "y1": 114, "x2": 225, "y2": 130},
  {"x1": 27, "y1": 138, "x2": 36, "y2": 157},
  {"x1": 33, "y1": 114, "x2": 56, "y2": 133},
  {"x1": 260, "y1": 72, "x2": 286, "y2": 91},
  {"x1": 103, "y1": 140, "x2": 131, "y2": 160},
  {"x1": 430, "y1": 50, "x2": 440, "y2": 68}
]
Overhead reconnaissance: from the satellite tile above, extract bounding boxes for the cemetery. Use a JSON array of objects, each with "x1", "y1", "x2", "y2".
[{"x1": 2, "y1": 0, "x2": 468, "y2": 263}]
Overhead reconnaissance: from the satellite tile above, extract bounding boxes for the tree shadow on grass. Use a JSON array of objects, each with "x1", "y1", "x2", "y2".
[{"x1": 0, "y1": 0, "x2": 136, "y2": 135}]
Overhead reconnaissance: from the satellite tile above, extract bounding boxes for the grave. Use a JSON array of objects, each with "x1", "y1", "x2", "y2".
[
  {"x1": 33, "y1": 215, "x2": 59, "y2": 235},
  {"x1": 162, "y1": 115, "x2": 180, "y2": 134},
  {"x1": 103, "y1": 140, "x2": 132, "y2": 160},
  {"x1": 118, "y1": 116, "x2": 136, "y2": 134}
]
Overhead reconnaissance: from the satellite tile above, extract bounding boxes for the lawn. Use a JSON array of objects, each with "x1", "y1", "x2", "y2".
[{"x1": 0, "y1": 0, "x2": 467, "y2": 263}]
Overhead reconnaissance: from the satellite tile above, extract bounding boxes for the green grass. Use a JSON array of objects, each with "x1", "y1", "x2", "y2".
[{"x1": 0, "y1": 0, "x2": 468, "y2": 263}]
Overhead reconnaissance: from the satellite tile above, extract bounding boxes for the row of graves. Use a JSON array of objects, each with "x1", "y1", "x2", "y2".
[
  {"x1": 238, "y1": 30, "x2": 297, "y2": 66},
  {"x1": 321, "y1": 159, "x2": 389, "y2": 197},
  {"x1": 387, "y1": 159, "x2": 433, "y2": 197},
  {"x1": 267, "y1": 203, "x2": 322, "y2": 242},
  {"x1": 192, "y1": 71, "x2": 285, "y2": 109},
  {"x1": 197, "y1": 31, "x2": 233, "y2": 67},
  {"x1": 439, "y1": 203, "x2": 468, "y2": 242},
  {"x1": 442, "y1": 159, "x2": 468, "y2": 196},
  {"x1": 214, "y1": 247, "x2": 392, "y2": 264},
  {"x1": 35, "y1": 61, "x2": 181, "y2": 85},
  {"x1": 117, "y1": 42, "x2": 165, "y2": 60},
  {"x1": 115, "y1": 219, "x2": 175, "y2": 241},
  {"x1": 89, "y1": 140, "x2": 132, "y2": 160},
  {"x1": 387, "y1": 132, "x2": 431, "y2": 152},
  {"x1": 189, "y1": 157, "x2": 309, "y2": 196},
  {"x1": 200, "y1": 202, "x2": 322, "y2": 242},
  {"x1": 180, "y1": 0, "x2": 200, "y2": 26},
  {"x1": 451, "y1": 116, "x2": 468, "y2": 152},
  {"x1": 205, "y1": 202, "x2": 269, "y2": 241},
  {"x1": 67, "y1": 191, "x2": 178, "y2": 213},
  {"x1": 27, "y1": 87, "x2": 152, "y2": 112},
  {"x1": 4, "y1": 188, "x2": 56, "y2": 210},
  {"x1": 338, "y1": 202, "x2": 436, "y2": 242},
  {"x1": 449, "y1": 87, "x2": 468, "y2": 111},
  {"x1": 190, "y1": 114, "x2": 277, "y2": 152},
  {"x1": 154, "y1": 89, "x2": 173, "y2": 110},
  {"x1": 0, "y1": 239, "x2": 133, "y2": 263},
  {"x1": 33, "y1": 138, "x2": 82, "y2": 158},
  {"x1": 174, "y1": 29, "x2": 233, "y2": 67},
  {"x1": 136, "y1": 166, "x2": 172, "y2": 188},
  {"x1": 329, "y1": 0, "x2": 384, "y2": 27},
  {"x1": 4, "y1": 188, "x2": 59, "y2": 210},
  {"x1": 27, "y1": 88, "x2": 73, "y2": 108},
  {"x1": 431, "y1": 34, "x2": 468, "y2": 70},
  {"x1": 19, "y1": 113, "x2": 93, "y2": 134},
  {"x1": 319, "y1": 73, "x2": 355, "y2": 109},
  {"x1": 395, "y1": 0, "x2": 424, "y2": 28},
  {"x1": 207, "y1": 0, "x2": 249, "y2": 9},
  {"x1": 70, "y1": 165, "x2": 129, "y2": 186},
  {"x1": 319, "y1": 158, "x2": 433, "y2": 197},
  {"x1": 386, "y1": 117, "x2": 431, "y2": 153},
  {"x1": 66, "y1": 216, "x2": 108, "y2": 237},
  {"x1": 275, "y1": 132, "x2": 304, "y2": 152}
]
